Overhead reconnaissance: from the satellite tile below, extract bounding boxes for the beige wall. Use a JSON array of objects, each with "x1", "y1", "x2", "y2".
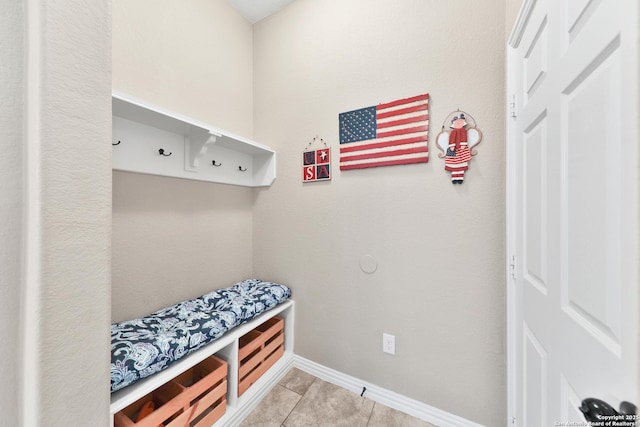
[
  {"x1": 0, "y1": 1, "x2": 23, "y2": 424},
  {"x1": 112, "y1": 173, "x2": 254, "y2": 321},
  {"x1": 252, "y1": 0, "x2": 507, "y2": 425},
  {"x1": 112, "y1": 0, "x2": 253, "y2": 137},
  {"x1": 111, "y1": 0, "x2": 256, "y2": 322},
  {"x1": 37, "y1": 2, "x2": 112, "y2": 424},
  {"x1": 2, "y1": 0, "x2": 111, "y2": 425}
]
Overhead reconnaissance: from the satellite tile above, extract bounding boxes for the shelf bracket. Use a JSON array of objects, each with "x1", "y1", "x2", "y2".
[{"x1": 185, "y1": 131, "x2": 220, "y2": 172}]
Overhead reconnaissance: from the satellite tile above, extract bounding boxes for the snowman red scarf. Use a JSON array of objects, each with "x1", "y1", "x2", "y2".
[{"x1": 448, "y1": 127, "x2": 468, "y2": 150}]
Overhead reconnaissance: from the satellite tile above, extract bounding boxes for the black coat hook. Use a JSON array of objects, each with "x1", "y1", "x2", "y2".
[
  {"x1": 158, "y1": 148, "x2": 172, "y2": 156},
  {"x1": 112, "y1": 140, "x2": 121, "y2": 146},
  {"x1": 238, "y1": 166, "x2": 248, "y2": 172},
  {"x1": 212, "y1": 160, "x2": 222, "y2": 167}
]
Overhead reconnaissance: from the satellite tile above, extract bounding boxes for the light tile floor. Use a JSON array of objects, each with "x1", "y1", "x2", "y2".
[{"x1": 240, "y1": 368, "x2": 439, "y2": 427}]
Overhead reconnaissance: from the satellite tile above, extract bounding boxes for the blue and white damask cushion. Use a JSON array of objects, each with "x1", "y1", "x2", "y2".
[{"x1": 110, "y1": 279, "x2": 291, "y2": 392}]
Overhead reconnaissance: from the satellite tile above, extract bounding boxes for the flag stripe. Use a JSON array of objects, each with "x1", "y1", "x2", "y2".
[
  {"x1": 341, "y1": 146, "x2": 428, "y2": 162},
  {"x1": 377, "y1": 114, "x2": 429, "y2": 129},
  {"x1": 377, "y1": 125, "x2": 429, "y2": 139},
  {"x1": 377, "y1": 99, "x2": 428, "y2": 115},
  {"x1": 340, "y1": 155, "x2": 428, "y2": 170},
  {"x1": 446, "y1": 147, "x2": 472, "y2": 163},
  {"x1": 340, "y1": 135, "x2": 428, "y2": 153},
  {"x1": 342, "y1": 141, "x2": 427, "y2": 158},
  {"x1": 376, "y1": 103, "x2": 428, "y2": 119},
  {"x1": 340, "y1": 130, "x2": 428, "y2": 150},
  {"x1": 447, "y1": 155, "x2": 471, "y2": 164},
  {"x1": 377, "y1": 93, "x2": 430, "y2": 110}
]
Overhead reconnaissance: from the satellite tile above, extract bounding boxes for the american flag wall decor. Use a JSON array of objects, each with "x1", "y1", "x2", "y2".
[{"x1": 338, "y1": 93, "x2": 430, "y2": 170}]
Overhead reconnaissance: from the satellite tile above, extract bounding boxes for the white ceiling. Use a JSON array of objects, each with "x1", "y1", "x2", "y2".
[{"x1": 227, "y1": 0, "x2": 297, "y2": 24}]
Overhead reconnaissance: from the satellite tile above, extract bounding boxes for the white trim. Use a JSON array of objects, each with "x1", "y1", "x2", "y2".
[
  {"x1": 508, "y1": 0, "x2": 537, "y2": 48},
  {"x1": 22, "y1": 0, "x2": 42, "y2": 425},
  {"x1": 506, "y1": 43, "x2": 519, "y2": 427},
  {"x1": 293, "y1": 355, "x2": 485, "y2": 427}
]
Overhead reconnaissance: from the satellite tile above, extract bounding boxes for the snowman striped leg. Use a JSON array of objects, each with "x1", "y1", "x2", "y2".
[{"x1": 451, "y1": 170, "x2": 465, "y2": 183}]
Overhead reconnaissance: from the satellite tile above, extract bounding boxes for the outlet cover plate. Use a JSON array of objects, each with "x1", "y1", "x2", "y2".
[{"x1": 383, "y1": 333, "x2": 395, "y2": 355}]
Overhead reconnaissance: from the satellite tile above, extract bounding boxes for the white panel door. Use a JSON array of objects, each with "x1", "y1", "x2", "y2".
[{"x1": 507, "y1": 0, "x2": 638, "y2": 425}]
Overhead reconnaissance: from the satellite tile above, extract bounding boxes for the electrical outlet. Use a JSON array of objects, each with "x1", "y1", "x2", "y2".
[{"x1": 382, "y1": 333, "x2": 395, "y2": 355}]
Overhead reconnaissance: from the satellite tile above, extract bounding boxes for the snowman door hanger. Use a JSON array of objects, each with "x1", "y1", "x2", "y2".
[{"x1": 436, "y1": 110, "x2": 482, "y2": 184}]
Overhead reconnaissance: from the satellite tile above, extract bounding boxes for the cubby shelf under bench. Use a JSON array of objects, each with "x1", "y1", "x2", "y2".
[{"x1": 110, "y1": 300, "x2": 295, "y2": 427}]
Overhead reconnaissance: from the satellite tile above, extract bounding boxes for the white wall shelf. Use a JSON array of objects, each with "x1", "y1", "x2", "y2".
[
  {"x1": 112, "y1": 91, "x2": 276, "y2": 187},
  {"x1": 110, "y1": 300, "x2": 294, "y2": 427}
]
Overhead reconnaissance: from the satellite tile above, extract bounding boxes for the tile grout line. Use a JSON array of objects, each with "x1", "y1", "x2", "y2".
[
  {"x1": 249, "y1": 369, "x2": 438, "y2": 427},
  {"x1": 365, "y1": 402, "x2": 377, "y2": 427},
  {"x1": 281, "y1": 376, "x2": 318, "y2": 427}
]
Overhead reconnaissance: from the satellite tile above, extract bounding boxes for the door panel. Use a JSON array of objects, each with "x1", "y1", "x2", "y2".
[
  {"x1": 508, "y1": 0, "x2": 638, "y2": 425},
  {"x1": 523, "y1": 111, "x2": 548, "y2": 296},
  {"x1": 523, "y1": 325, "x2": 547, "y2": 426},
  {"x1": 562, "y1": 42, "x2": 623, "y2": 354},
  {"x1": 564, "y1": 0, "x2": 603, "y2": 43},
  {"x1": 522, "y1": 4, "x2": 549, "y2": 102},
  {"x1": 560, "y1": 375, "x2": 585, "y2": 423}
]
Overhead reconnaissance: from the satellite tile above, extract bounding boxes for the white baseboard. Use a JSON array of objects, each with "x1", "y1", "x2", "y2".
[{"x1": 292, "y1": 355, "x2": 485, "y2": 427}]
